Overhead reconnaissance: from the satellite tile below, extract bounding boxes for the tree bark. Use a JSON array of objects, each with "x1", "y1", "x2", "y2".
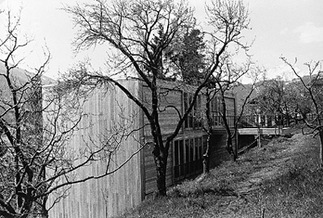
[
  {"x1": 203, "y1": 89, "x2": 212, "y2": 175},
  {"x1": 233, "y1": 134, "x2": 238, "y2": 161},
  {"x1": 319, "y1": 130, "x2": 323, "y2": 167},
  {"x1": 202, "y1": 134, "x2": 211, "y2": 174},
  {"x1": 154, "y1": 154, "x2": 167, "y2": 197},
  {"x1": 226, "y1": 136, "x2": 237, "y2": 161}
]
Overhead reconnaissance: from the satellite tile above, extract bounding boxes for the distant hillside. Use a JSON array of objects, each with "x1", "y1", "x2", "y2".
[
  {"x1": 0, "y1": 63, "x2": 55, "y2": 117},
  {"x1": 0, "y1": 63, "x2": 54, "y2": 87}
]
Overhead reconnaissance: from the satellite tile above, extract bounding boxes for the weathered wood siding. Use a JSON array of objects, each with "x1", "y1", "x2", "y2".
[
  {"x1": 208, "y1": 94, "x2": 237, "y2": 167},
  {"x1": 140, "y1": 80, "x2": 237, "y2": 195},
  {"x1": 141, "y1": 82, "x2": 182, "y2": 195},
  {"x1": 45, "y1": 78, "x2": 238, "y2": 216},
  {"x1": 142, "y1": 136, "x2": 174, "y2": 195},
  {"x1": 48, "y1": 80, "x2": 142, "y2": 218},
  {"x1": 142, "y1": 84, "x2": 183, "y2": 136},
  {"x1": 209, "y1": 131, "x2": 233, "y2": 167}
]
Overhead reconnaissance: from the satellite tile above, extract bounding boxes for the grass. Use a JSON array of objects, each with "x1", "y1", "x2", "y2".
[{"x1": 120, "y1": 131, "x2": 323, "y2": 218}]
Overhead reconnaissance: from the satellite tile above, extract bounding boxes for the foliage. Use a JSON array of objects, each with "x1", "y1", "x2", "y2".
[{"x1": 165, "y1": 27, "x2": 206, "y2": 85}]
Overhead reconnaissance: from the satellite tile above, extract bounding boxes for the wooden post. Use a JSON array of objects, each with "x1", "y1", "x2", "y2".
[
  {"x1": 235, "y1": 133, "x2": 239, "y2": 158},
  {"x1": 257, "y1": 128, "x2": 261, "y2": 148},
  {"x1": 256, "y1": 110, "x2": 261, "y2": 148},
  {"x1": 319, "y1": 130, "x2": 323, "y2": 167}
]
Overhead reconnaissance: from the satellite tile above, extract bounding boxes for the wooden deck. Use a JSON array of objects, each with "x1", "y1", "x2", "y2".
[
  {"x1": 238, "y1": 127, "x2": 288, "y2": 136},
  {"x1": 238, "y1": 127, "x2": 289, "y2": 149}
]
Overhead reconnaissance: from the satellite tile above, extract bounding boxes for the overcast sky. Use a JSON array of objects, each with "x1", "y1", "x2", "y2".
[{"x1": 0, "y1": 0, "x2": 322, "y2": 81}]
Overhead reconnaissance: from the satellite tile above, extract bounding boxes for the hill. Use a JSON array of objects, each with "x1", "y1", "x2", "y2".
[
  {"x1": 121, "y1": 129, "x2": 323, "y2": 217},
  {"x1": 0, "y1": 63, "x2": 55, "y2": 110},
  {"x1": 0, "y1": 63, "x2": 54, "y2": 88}
]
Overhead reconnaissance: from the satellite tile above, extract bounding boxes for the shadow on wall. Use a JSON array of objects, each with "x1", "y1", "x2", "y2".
[
  {"x1": 239, "y1": 135, "x2": 257, "y2": 150},
  {"x1": 209, "y1": 134, "x2": 257, "y2": 167},
  {"x1": 209, "y1": 134, "x2": 231, "y2": 167}
]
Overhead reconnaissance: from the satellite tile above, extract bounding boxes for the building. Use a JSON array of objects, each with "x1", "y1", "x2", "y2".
[{"x1": 47, "y1": 79, "x2": 236, "y2": 218}]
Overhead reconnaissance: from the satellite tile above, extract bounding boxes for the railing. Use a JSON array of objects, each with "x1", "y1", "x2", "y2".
[
  {"x1": 239, "y1": 114, "x2": 294, "y2": 128},
  {"x1": 211, "y1": 114, "x2": 296, "y2": 129},
  {"x1": 210, "y1": 115, "x2": 235, "y2": 128}
]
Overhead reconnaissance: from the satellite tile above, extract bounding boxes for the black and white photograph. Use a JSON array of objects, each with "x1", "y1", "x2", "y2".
[{"x1": 0, "y1": 0, "x2": 322, "y2": 217}]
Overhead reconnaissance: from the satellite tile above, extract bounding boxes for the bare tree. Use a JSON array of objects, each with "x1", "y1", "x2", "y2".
[
  {"x1": 211, "y1": 57, "x2": 260, "y2": 161},
  {"x1": 0, "y1": 10, "x2": 135, "y2": 218},
  {"x1": 199, "y1": 63, "x2": 258, "y2": 176},
  {"x1": 64, "y1": 0, "x2": 249, "y2": 196},
  {"x1": 252, "y1": 77, "x2": 298, "y2": 126},
  {"x1": 200, "y1": 84, "x2": 218, "y2": 175},
  {"x1": 281, "y1": 57, "x2": 323, "y2": 166}
]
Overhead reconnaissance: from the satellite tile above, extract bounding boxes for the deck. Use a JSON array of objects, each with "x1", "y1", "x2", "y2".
[{"x1": 238, "y1": 127, "x2": 288, "y2": 136}]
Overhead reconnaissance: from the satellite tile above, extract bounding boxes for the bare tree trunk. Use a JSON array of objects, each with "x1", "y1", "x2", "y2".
[
  {"x1": 226, "y1": 136, "x2": 237, "y2": 161},
  {"x1": 319, "y1": 130, "x2": 323, "y2": 167},
  {"x1": 233, "y1": 135, "x2": 238, "y2": 161},
  {"x1": 154, "y1": 154, "x2": 167, "y2": 197},
  {"x1": 203, "y1": 134, "x2": 211, "y2": 174},
  {"x1": 203, "y1": 88, "x2": 212, "y2": 175},
  {"x1": 226, "y1": 137, "x2": 232, "y2": 155}
]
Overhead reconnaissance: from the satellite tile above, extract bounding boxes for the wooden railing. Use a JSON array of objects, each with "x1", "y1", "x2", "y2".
[
  {"x1": 239, "y1": 114, "x2": 295, "y2": 128},
  {"x1": 210, "y1": 115, "x2": 235, "y2": 128},
  {"x1": 211, "y1": 114, "x2": 297, "y2": 129}
]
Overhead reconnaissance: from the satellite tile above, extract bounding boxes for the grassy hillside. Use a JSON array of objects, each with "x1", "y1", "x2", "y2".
[{"x1": 121, "y1": 129, "x2": 323, "y2": 217}]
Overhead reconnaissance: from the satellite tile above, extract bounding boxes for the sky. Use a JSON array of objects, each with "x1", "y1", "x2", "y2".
[{"x1": 0, "y1": 0, "x2": 322, "y2": 81}]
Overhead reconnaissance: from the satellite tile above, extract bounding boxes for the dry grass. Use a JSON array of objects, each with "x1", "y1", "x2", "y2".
[{"x1": 121, "y1": 131, "x2": 323, "y2": 218}]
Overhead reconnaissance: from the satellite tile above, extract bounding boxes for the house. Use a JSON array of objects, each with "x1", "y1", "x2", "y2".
[{"x1": 47, "y1": 78, "x2": 237, "y2": 218}]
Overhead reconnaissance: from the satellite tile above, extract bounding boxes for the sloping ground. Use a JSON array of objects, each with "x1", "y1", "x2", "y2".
[{"x1": 121, "y1": 129, "x2": 323, "y2": 218}]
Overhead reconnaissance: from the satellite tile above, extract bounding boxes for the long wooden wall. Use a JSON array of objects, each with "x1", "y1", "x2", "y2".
[
  {"x1": 48, "y1": 80, "x2": 143, "y2": 218},
  {"x1": 46, "y1": 78, "x2": 238, "y2": 216},
  {"x1": 140, "y1": 81, "x2": 237, "y2": 195},
  {"x1": 141, "y1": 82, "x2": 182, "y2": 195},
  {"x1": 209, "y1": 130, "x2": 234, "y2": 167}
]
